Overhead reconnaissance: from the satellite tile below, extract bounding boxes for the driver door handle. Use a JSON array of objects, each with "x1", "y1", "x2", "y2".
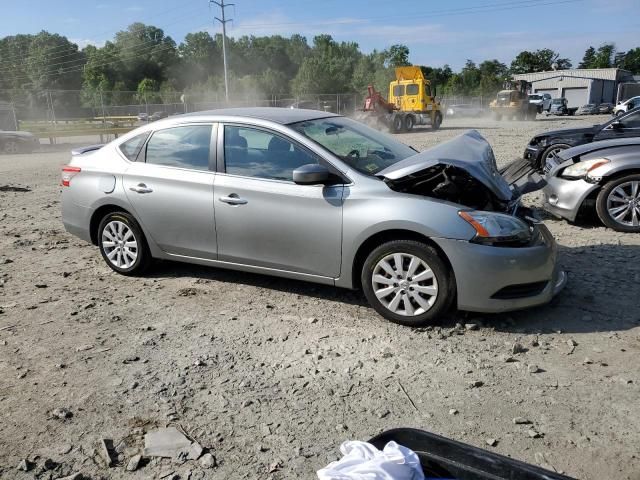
[
  {"x1": 129, "y1": 183, "x2": 153, "y2": 194},
  {"x1": 219, "y1": 195, "x2": 248, "y2": 205}
]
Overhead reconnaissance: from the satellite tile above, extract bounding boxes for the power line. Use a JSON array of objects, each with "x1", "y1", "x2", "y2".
[
  {"x1": 210, "y1": 0, "x2": 233, "y2": 102},
  {"x1": 230, "y1": 0, "x2": 584, "y2": 30}
]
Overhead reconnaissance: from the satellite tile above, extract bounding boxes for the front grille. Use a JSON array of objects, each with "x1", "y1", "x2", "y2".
[{"x1": 491, "y1": 281, "x2": 549, "y2": 300}]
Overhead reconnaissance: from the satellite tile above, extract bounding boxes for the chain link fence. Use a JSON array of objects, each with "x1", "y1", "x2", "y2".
[{"x1": 0, "y1": 88, "x2": 489, "y2": 143}]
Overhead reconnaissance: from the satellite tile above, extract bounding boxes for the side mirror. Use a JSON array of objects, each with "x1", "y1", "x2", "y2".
[
  {"x1": 611, "y1": 120, "x2": 623, "y2": 129},
  {"x1": 293, "y1": 164, "x2": 329, "y2": 185}
]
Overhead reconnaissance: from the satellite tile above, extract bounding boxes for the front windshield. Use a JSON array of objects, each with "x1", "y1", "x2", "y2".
[{"x1": 289, "y1": 117, "x2": 417, "y2": 175}]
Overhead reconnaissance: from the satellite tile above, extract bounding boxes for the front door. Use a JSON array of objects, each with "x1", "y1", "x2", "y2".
[
  {"x1": 213, "y1": 124, "x2": 344, "y2": 278},
  {"x1": 123, "y1": 123, "x2": 218, "y2": 259},
  {"x1": 595, "y1": 110, "x2": 640, "y2": 141}
]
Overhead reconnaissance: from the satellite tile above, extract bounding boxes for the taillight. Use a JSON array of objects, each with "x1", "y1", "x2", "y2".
[{"x1": 61, "y1": 166, "x2": 81, "y2": 187}]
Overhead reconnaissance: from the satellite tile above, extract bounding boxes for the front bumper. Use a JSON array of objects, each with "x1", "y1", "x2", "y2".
[
  {"x1": 435, "y1": 224, "x2": 566, "y2": 313},
  {"x1": 542, "y1": 174, "x2": 599, "y2": 222},
  {"x1": 523, "y1": 144, "x2": 542, "y2": 164}
]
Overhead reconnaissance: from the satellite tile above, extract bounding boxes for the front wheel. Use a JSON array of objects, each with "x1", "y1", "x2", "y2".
[
  {"x1": 361, "y1": 240, "x2": 454, "y2": 327},
  {"x1": 596, "y1": 174, "x2": 640, "y2": 232},
  {"x1": 98, "y1": 211, "x2": 151, "y2": 275},
  {"x1": 541, "y1": 143, "x2": 570, "y2": 166},
  {"x1": 3, "y1": 140, "x2": 19, "y2": 154},
  {"x1": 431, "y1": 112, "x2": 442, "y2": 131}
]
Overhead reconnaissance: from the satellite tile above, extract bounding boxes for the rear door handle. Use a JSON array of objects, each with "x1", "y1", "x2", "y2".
[
  {"x1": 219, "y1": 195, "x2": 248, "y2": 205},
  {"x1": 129, "y1": 183, "x2": 153, "y2": 194}
]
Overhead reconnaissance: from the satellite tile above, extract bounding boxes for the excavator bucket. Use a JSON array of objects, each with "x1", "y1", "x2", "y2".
[{"x1": 394, "y1": 66, "x2": 425, "y2": 82}]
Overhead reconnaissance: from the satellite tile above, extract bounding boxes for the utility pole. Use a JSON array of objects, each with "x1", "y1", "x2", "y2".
[{"x1": 210, "y1": 0, "x2": 233, "y2": 102}]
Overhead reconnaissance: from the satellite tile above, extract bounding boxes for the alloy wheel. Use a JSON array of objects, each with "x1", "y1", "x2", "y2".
[
  {"x1": 4, "y1": 141, "x2": 19, "y2": 154},
  {"x1": 371, "y1": 252, "x2": 438, "y2": 316},
  {"x1": 544, "y1": 146, "x2": 566, "y2": 161},
  {"x1": 606, "y1": 181, "x2": 640, "y2": 227},
  {"x1": 101, "y1": 220, "x2": 138, "y2": 269}
]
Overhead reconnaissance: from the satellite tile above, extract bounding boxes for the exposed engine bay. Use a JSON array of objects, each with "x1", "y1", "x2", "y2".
[{"x1": 383, "y1": 164, "x2": 511, "y2": 212}]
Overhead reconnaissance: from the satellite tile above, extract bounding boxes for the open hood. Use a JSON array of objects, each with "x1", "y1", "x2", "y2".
[{"x1": 377, "y1": 130, "x2": 514, "y2": 203}]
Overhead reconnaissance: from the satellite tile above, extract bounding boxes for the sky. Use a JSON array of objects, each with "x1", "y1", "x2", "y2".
[{"x1": 1, "y1": 0, "x2": 639, "y2": 70}]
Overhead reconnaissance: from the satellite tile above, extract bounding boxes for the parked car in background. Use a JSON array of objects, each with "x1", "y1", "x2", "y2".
[
  {"x1": 528, "y1": 93, "x2": 552, "y2": 113},
  {"x1": 543, "y1": 137, "x2": 640, "y2": 232},
  {"x1": 444, "y1": 104, "x2": 485, "y2": 118},
  {"x1": 547, "y1": 98, "x2": 577, "y2": 116},
  {"x1": 613, "y1": 96, "x2": 640, "y2": 116},
  {"x1": 149, "y1": 111, "x2": 169, "y2": 121},
  {"x1": 137, "y1": 112, "x2": 148, "y2": 122},
  {"x1": 524, "y1": 107, "x2": 640, "y2": 169},
  {"x1": 598, "y1": 103, "x2": 614, "y2": 114},
  {"x1": 576, "y1": 104, "x2": 599, "y2": 115},
  {"x1": 0, "y1": 130, "x2": 39, "y2": 154},
  {"x1": 60, "y1": 108, "x2": 565, "y2": 326}
]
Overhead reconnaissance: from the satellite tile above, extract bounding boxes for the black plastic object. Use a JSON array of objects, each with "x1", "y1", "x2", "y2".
[{"x1": 368, "y1": 428, "x2": 576, "y2": 480}]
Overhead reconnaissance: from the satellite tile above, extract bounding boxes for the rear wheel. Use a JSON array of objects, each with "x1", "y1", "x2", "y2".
[
  {"x1": 98, "y1": 211, "x2": 151, "y2": 275},
  {"x1": 404, "y1": 114, "x2": 415, "y2": 132},
  {"x1": 596, "y1": 174, "x2": 640, "y2": 232},
  {"x1": 616, "y1": 110, "x2": 625, "y2": 117},
  {"x1": 361, "y1": 240, "x2": 454, "y2": 327},
  {"x1": 431, "y1": 112, "x2": 442, "y2": 131}
]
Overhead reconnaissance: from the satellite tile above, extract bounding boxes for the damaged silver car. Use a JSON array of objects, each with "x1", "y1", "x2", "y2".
[
  {"x1": 61, "y1": 108, "x2": 566, "y2": 326},
  {"x1": 543, "y1": 137, "x2": 640, "y2": 232}
]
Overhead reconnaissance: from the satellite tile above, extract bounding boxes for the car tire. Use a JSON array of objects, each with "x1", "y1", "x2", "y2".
[
  {"x1": 361, "y1": 240, "x2": 454, "y2": 327},
  {"x1": 595, "y1": 173, "x2": 640, "y2": 233},
  {"x1": 540, "y1": 143, "x2": 570, "y2": 167},
  {"x1": 97, "y1": 211, "x2": 151, "y2": 275},
  {"x1": 3, "y1": 140, "x2": 19, "y2": 154},
  {"x1": 615, "y1": 110, "x2": 625, "y2": 117},
  {"x1": 404, "y1": 114, "x2": 415, "y2": 132},
  {"x1": 431, "y1": 112, "x2": 442, "y2": 131},
  {"x1": 391, "y1": 114, "x2": 404, "y2": 133}
]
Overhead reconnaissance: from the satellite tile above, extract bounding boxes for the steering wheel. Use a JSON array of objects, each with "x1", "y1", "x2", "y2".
[{"x1": 346, "y1": 149, "x2": 360, "y2": 159}]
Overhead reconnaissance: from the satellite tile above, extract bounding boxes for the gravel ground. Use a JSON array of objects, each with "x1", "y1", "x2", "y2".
[{"x1": 1, "y1": 114, "x2": 639, "y2": 480}]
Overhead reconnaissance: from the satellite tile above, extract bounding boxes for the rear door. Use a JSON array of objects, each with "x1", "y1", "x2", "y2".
[
  {"x1": 122, "y1": 123, "x2": 218, "y2": 259},
  {"x1": 213, "y1": 124, "x2": 344, "y2": 278}
]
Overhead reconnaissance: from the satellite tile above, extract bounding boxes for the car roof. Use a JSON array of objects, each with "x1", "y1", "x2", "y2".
[{"x1": 181, "y1": 107, "x2": 339, "y2": 125}]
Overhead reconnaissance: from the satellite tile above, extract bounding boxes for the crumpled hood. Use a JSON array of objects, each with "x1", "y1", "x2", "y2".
[{"x1": 377, "y1": 130, "x2": 514, "y2": 202}]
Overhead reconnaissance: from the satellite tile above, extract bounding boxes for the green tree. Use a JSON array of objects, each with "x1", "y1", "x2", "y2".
[
  {"x1": 592, "y1": 43, "x2": 615, "y2": 68},
  {"x1": 510, "y1": 49, "x2": 571, "y2": 74},
  {"x1": 387, "y1": 44, "x2": 410, "y2": 67},
  {"x1": 618, "y1": 47, "x2": 640, "y2": 73},
  {"x1": 579, "y1": 46, "x2": 597, "y2": 68}
]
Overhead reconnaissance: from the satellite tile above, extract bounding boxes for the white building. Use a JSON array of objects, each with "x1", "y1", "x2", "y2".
[{"x1": 513, "y1": 68, "x2": 635, "y2": 107}]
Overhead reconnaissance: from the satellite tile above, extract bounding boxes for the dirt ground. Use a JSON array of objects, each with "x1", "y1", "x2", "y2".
[{"x1": 1, "y1": 114, "x2": 639, "y2": 480}]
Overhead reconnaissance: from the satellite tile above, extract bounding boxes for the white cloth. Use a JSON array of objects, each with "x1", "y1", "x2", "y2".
[{"x1": 317, "y1": 440, "x2": 425, "y2": 480}]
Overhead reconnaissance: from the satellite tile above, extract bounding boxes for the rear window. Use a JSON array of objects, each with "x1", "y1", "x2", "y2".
[{"x1": 119, "y1": 132, "x2": 149, "y2": 161}]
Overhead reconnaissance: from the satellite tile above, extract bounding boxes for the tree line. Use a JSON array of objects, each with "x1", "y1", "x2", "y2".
[{"x1": 1, "y1": 22, "x2": 639, "y2": 107}]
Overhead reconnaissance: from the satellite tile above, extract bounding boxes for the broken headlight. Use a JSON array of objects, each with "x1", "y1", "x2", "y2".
[
  {"x1": 560, "y1": 158, "x2": 609, "y2": 179},
  {"x1": 459, "y1": 210, "x2": 532, "y2": 246}
]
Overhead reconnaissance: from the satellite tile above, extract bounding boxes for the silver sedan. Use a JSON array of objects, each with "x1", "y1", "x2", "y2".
[
  {"x1": 543, "y1": 137, "x2": 640, "y2": 232},
  {"x1": 61, "y1": 108, "x2": 565, "y2": 326}
]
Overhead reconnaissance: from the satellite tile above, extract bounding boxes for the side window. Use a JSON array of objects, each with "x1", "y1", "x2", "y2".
[
  {"x1": 224, "y1": 125, "x2": 317, "y2": 181},
  {"x1": 145, "y1": 125, "x2": 212, "y2": 171},
  {"x1": 119, "y1": 132, "x2": 149, "y2": 161},
  {"x1": 620, "y1": 111, "x2": 640, "y2": 128},
  {"x1": 406, "y1": 83, "x2": 419, "y2": 95},
  {"x1": 393, "y1": 85, "x2": 404, "y2": 97},
  {"x1": 424, "y1": 83, "x2": 431, "y2": 97}
]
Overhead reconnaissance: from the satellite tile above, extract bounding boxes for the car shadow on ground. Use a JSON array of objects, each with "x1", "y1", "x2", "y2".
[{"x1": 146, "y1": 243, "x2": 640, "y2": 335}]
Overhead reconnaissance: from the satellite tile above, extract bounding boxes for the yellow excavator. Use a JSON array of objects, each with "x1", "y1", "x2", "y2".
[
  {"x1": 356, "y1": 66, "x2": 443, "y2": 133},
  {"x1": 489, "y1": 80, "x2": 538, "y2": 121}
]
